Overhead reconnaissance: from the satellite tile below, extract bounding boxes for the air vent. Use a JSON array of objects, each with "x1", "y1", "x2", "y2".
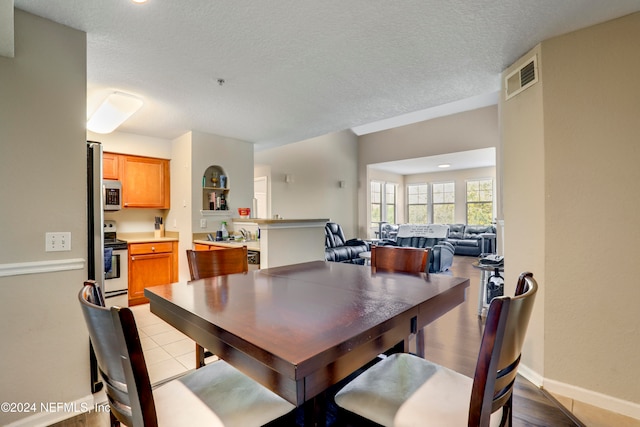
[{"x1": 505, "y1": 55, "x2": 538, "y2": 100}]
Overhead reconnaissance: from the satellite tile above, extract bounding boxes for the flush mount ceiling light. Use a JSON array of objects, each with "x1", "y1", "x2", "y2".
[
  {"x1": 438, "y1": 163, "x2": 451, "y2": 168},
  {"x1": 131, "y1": 0, "x2": 148, "y2": 3},
  {"x1": 87, "y1": 91, "x2": 143, "y2": 134}
]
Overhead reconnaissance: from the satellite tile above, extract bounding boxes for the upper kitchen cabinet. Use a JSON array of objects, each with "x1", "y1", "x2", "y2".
[
  {"x1": 122, "y1": 155, "x2": 170, "y2": 209},
  {"x1": 104, "y1": 152, "x2": 170, "y2": 209},
  {"x1": 103, "y1": 152, "x2": 120, "y2": 180}
]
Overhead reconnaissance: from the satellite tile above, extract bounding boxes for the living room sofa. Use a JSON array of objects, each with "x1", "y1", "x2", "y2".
[
  {"x1": 324, "y1": 222, "x2": 370, "y2": 264},
  {"x1": 380, "y1": 224, "x2": 455, "y2": 273},
  {"x1": 445, "y1": 224, "x2": 496, "y2": 256}
]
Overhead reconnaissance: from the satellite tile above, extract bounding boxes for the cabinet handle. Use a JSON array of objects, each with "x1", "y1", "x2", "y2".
[
  {"x1": 151, "y1": 246, "x2": 155, "y2": 251},
  {"x1": 131, "y1": 256, "x2": 135, "y2": 261}
]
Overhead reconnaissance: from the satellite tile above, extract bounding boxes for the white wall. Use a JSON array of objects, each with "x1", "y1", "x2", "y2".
[
  {"x1": 0, "y1": 10, "x2": 90, "y2": 426},
  {"x1": 254, "y1": 130, "x2": 359, "y2": 237}
]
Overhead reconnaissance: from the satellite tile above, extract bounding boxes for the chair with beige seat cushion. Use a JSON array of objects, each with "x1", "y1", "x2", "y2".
[
  {"x1": 79, "y1": 280, "x2": 294, "y2": 427},
  {"x1": 186, "y1": 247, "x2": 248, "y2": 368},
  {"x1": 334, "y1": 272, "x2": 538, "y2": 427}
]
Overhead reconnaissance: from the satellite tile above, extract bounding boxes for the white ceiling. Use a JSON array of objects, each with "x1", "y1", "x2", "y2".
[
  {"x1": 12, "y1": 1, "x2": 640, "y2": 151},
  {"x1": 370, "y1": 148, "x2": 496, "y2": 175}
]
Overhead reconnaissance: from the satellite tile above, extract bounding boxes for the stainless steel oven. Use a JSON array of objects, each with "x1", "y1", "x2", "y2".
[{"x1": 104, "y1": 221, "x2": 128, "y2": 307}]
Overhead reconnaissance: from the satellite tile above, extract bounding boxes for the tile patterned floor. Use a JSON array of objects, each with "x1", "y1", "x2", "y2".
[{"x1": 130, "y1": 303, "x2": 198, "y2": 384}]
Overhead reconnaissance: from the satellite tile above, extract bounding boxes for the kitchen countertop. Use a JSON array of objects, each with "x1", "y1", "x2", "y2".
[
  {"x1": 193, "y1": 240, "x2": 260, "y2": 251},
  {"x1": 118, "y1": 232, "x2": 179, "y2": 244},
  {"x1": 232, "y1": 218, "x2": 329, "y2": 225}
]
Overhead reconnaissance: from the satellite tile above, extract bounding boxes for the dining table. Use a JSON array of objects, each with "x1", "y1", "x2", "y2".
[{"x1": 145, "y1": 260, "x2": 469, "y2": 426}]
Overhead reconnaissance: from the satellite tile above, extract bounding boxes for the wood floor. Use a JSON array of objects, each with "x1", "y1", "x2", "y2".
[
  {"x1": 55, "y1": 256, "x2": 584, "y2": 427},
  {"x1": 418, "y1": 255, "x2": 585, "y2": 427}
]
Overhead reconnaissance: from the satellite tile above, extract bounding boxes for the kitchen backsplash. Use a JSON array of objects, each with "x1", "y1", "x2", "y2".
[{"x1": 104, "y1": 209, "x2": 166, "y2": 233}]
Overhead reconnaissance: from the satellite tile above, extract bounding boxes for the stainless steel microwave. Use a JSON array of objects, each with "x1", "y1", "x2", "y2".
[{"x1": 103, "y1": 180, "x2": 122, "y2": 211}]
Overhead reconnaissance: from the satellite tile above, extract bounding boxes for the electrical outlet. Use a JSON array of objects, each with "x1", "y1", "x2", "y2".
[
  {"x1": 46, "y1": 232, "x2": 71, "y2": 252},
  {"x1": 200, "y1": 218, "x2": 207, "y2": 228}
]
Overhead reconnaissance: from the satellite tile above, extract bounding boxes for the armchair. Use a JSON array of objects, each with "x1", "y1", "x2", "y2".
[{"x1": 325, "y1": 222, "x2": 370, "y2": 264}]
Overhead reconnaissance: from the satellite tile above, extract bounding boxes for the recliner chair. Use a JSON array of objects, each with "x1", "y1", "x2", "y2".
[
  {"x1": 324, "y1": 222, "x2": 370, "y2": 264},
  {"x1": 390, "y1": 236, "x2": 455, "y2": 273}
]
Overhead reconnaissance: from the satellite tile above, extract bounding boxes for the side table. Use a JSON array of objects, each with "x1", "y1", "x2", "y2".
[
  {"x1": 359, "y1": 251, "x2": 371, "y2": 265},
  {"x1": 472, "y1": 261, "x2": 504, "y2": 316}
]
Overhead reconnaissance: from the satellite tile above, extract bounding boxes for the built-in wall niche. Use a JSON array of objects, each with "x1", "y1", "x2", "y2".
[{"x1": 202, "y1": 165, "x2": 230, "y2": 213}]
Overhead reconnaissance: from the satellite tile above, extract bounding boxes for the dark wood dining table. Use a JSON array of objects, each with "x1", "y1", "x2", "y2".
[{"x1": 145, "y1": 260, "x2": 469, "y2": 425}]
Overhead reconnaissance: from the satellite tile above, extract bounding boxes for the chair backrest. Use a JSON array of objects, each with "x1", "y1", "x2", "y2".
[
  {"x1": 370, "y1": 245, "x2": 429, "y2": 274},
  {"x1": 325, "y1": 222, "x2": 347, "y2": 248},
  {"x1": 186, "y1": 246, "x2": 248, "y2": 280},
  {"x1": 469, "y1": 272, "x2": 538, "y2": 426},
  {"x1": 78, "y1": 281, "x2": 157, "y2": 427}
]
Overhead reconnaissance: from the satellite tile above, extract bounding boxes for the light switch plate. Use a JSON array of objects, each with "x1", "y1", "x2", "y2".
[
  {"x1": 200, "y1": 219, "x2": 207, "y2": 228},
  {"x1": 46, "y1": 232, "x2": 71, "y2": 251}
]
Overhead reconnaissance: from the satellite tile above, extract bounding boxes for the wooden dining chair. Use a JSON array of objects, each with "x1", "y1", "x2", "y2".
[
  {"x1": 371, "y1": 245, "x2": 430, "y2": 357},
  {"x1": 334, "y1": 272, "x2": 538, "y2": 427},
  {"x1": 79, "y1": 280, "x2": 294, "y2": 427},
  {"x1": 186, "y1": 247, "x2": 248, "y2": 367},
  {"x1": 370, "y1": 245, "x2": 429, "y2": 274},
  {"x1": 186, "y1": 246, "x2": 248, "y2": 280}
]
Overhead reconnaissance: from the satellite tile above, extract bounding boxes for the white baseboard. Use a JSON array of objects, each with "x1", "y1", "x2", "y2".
[
  {"x1": 544, "y1": 378, "x2": 640, "y2": 421},
  {"x1": 4, "y1": 394, "x2": 99, "y2": 427},
  {"x1": 519, "y1": 363, "x2": 640, "y2": 421},
  {"x1": 518, "y1": 363, "x2": 544, "y2": 387}
]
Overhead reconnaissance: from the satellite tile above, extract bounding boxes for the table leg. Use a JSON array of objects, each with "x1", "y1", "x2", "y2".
[
  {"x1": 415, "y1": 329, "x2": 425, "y2": 358},
  {"x1": 303, "y1": 392, "x2": 327, "y2": 427},
  {"x1": 478, "y1": 270, "x2": 487, "y2": 316}
]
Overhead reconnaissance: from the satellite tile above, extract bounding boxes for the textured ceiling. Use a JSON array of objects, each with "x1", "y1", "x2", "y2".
[{"x1": 12, "y1": 0, "x2": 640, "y2": 150}]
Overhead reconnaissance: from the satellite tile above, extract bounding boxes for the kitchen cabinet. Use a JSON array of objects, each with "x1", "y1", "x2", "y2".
[
  {"x1": 103, "y1": 152, "x2": 120, "y2": 180},
  {"x1": 194, "y1": 243, "x2": 225, "y2": 251},
  {"x1": 128, "y1": 241, "x2": 177, "y2": 306},
  {"x1": 103, "y1": 153, "x2": 170, "y2": 209}
]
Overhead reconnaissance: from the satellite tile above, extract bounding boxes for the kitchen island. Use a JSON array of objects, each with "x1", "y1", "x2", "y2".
[{"x1": 232, "y1": 218, "x2": 328, "y2": 269}]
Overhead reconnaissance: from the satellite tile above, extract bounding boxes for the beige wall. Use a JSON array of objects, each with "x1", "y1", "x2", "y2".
[
  {"x1": 503, "y1": 11, "x2": 640, "y2": 418},
  {"x1": 358, "y1": 106, "x2": 500, "y2": 237},
  {"x1": 542, "y1": 13, "x2": 640, "y2": 406},
  {"x1": 254, "y1": 130, "x2": 359, "y2": 237},
  {"x1": 0, "y1": 10, "x2": 90, "y2": 425},
  {"x1": 501, "y1": 44, "x2": 546, "y2": 378}
]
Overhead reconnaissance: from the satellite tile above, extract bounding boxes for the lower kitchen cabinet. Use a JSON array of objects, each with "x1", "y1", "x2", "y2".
[{"x1": 128, "y1": 241, "x2": 178, "y2": 306}]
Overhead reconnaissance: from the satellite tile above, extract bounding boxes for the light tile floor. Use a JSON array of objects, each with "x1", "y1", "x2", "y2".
[
  {"x1": 49, "y1": 303, "x2": 215, "y2": 427},
  {"x1": 129, "y1": 303, "x2": 218, "y2": 384}
]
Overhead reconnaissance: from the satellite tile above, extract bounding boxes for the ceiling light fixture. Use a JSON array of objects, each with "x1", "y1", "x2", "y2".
[
  {"x1": 87, "y1": 91, "x2": 144, "y2": 134},
  {"x1": 131, "y1": 0, "x2": 148, "y2": 4},
  {"x1": 438, "y1": 163, "x2": 451, "y2": 168}
]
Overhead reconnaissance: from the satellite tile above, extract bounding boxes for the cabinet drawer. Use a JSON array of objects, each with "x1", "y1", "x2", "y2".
[{"x1": 129, "y1": 242, "x2": 174, "y2": 255}]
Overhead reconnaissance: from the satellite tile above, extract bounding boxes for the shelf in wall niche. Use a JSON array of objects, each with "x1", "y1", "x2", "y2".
[{"x1": 200, "y1": 210, "x2": 232, "y2": 217}]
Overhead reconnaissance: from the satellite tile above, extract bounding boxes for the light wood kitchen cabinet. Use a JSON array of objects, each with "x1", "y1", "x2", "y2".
[
  {"x1": 128, "y1": 241, "x2": 177, "y2": 306},
  {"x1": 122, "y1": 155, "x2": 170, "y2": 209},
  {"x1": 103, "y1": 152, "x2": 170, "y2": 209},
  {"x1": 103, "y1": 152, "x2": 120, "y2": 180},
  {"x1": 193, "y1": 243, "x2": 225, "y2": 251}
]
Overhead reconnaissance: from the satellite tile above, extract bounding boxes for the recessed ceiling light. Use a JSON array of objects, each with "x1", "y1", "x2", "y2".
[
  {"x1": 132, "y1": 0, "x2": 148, "y2": 3},
  {"x1": 438, "y1": 163, "x2": 451, "y2": 168}
]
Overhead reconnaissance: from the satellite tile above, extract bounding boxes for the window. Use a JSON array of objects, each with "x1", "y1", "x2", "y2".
[
  {"x1": 385, "y1": 183, "x2": 396, "y2": 224},
  {"x1": 407, "y1": 184, "x2": 428, "y2": 223},
  {"x1": 432, "y1": 182, "x2": 455, "y2": 224},
  {"x1": 370, "y1": 181, "x2": 382, "y2": 228},
  {"x1": 370, "y1": 181, "x2": 397, "y2": 228},
  {"x1": 466, "y1": 179, "x2": 493, "y2": 225}
]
